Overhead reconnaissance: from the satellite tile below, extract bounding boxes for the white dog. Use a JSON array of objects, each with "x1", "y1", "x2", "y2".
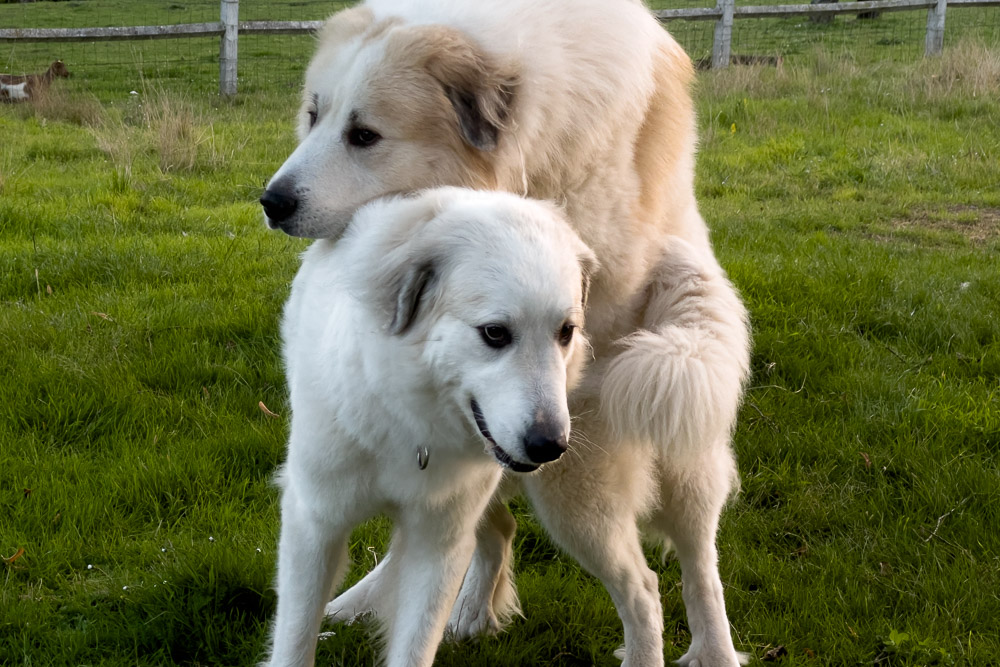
[
  {"x1": 268, "y1": 187, "x2": 596, "y2": 667},
  {"x1": 261, "y1": 1, "x2": 751, "y2": 665}
]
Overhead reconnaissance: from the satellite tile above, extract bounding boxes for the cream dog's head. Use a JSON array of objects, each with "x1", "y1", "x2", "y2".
[{"x1": 261, "y1": 7, "x2": 518, "y2": 239}]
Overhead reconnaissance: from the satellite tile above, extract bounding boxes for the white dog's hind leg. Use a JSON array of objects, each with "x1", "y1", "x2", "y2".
[
  {"x1": 446, "y1": 499, "x2": 520, "y2": 638},
  {"x1": 650, "y1": 448, "x2": 747, "y2": 667},
  {"x1": 266, "y1": 488, "x2": 350, "y2": 667},
  {"x1": 522, "y1": 444, "x2": 664, "y2": 667}
]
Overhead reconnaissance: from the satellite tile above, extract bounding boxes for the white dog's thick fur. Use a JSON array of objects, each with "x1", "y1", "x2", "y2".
[
  {"x1": 261, "y1": 0, "x2": 752, "y2": 665},
  {"x1": 268, "y1": 188, "x2": 596, "y2": 667}
]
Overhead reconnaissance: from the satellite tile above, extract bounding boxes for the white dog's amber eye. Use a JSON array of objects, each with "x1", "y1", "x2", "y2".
[
  {"x1": 347, "y1": 127, "x2": 381, "y2": 148},
  {"x1": 478, "y1": 324, "x2": 513, "y2": 349},
  {"x1": 558, "y1": 323, "x2": 575, "y2": 347}
]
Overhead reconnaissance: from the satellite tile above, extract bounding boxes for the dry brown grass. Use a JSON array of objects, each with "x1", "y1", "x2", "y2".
[
  {"x1": 697, "y1": 45, "x2": 869, "y2": 102},
  {"x1": 15, "y1": 84, "x2": 104, "y2": 127},
  {"x1": 88, "y1": 80, "x2": 217, "y2": 177},
  {"x1": 914, "y1": 40, "x2": 1000, "y2": 101},
  {"x1": 90, "y1": 111, "x2": 140, "y2": 191},
  {"x1": 892, "y1": 206, "x2": 1000, "y2": 245},
  {"x1": 698, "y1": 41, "x2": 1000, "y2": 105},
  {"x1": 138, "y1": 84, "x2": 202, "y2": 172}
]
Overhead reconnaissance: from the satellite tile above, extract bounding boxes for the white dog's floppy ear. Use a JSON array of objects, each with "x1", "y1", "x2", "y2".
[
  {"x1": 386, "y1": 261, "x2": 437, "y2": 335},
  {"x1": 405, "y1": 25, "x2": 518, "y2": 152},
  {"x1": 358, "y1": 196, "x2": 445, "y2": 335}
]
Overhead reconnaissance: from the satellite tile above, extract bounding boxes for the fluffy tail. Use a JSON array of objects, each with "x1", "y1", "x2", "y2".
[{"x1": 600, "y1": 238, "x2": 750, "y2": 458}]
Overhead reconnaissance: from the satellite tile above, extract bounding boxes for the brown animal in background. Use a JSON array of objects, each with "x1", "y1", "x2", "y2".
[{"x1": 0, "y1": 60, "x2": 70, "y2": 103}]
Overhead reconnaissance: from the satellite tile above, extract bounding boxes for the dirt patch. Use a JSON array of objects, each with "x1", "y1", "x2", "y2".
[{"x1": 891, "y1": 206, "x2": 1000, "y2": 244}]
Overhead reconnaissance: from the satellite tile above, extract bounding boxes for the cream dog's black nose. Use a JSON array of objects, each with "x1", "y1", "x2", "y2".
[
  {"x1": 523, "y1": 421, "x2": 568, "y2": 464},
  {"x1": 260, "y1": 186, "x2": 298, "y2": 223}
]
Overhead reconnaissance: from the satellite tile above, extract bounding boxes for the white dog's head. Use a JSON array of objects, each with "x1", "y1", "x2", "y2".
[
  {"x1": 351, "y1": 188, "x2": 596, "y2": 472},
  {"x1": 261, "y1": 7, "x2": 518, "y2": 239}
]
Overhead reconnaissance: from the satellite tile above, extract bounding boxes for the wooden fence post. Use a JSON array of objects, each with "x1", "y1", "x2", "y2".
[
  {"x1": 220, "y1": 0, "x2": 238, "y2": 96},
  {"x1": 924, "y1": 0, "x2": 947, "y2": 55},
  {"x1": 712, "y1": 0, "x2": 735, "y2": 68}
]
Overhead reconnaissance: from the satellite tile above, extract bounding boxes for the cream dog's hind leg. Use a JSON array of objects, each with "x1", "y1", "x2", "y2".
[
  {"x1": 648, "y1": 448, "x2": 747, "y2": 667},
  {"x1": 446, "y1": 498, "x2": 520, "y2": 638}
]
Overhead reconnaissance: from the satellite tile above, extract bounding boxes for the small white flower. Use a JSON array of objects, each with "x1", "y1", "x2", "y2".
[
  {"x1": 209, "y1": 536, "x2": 215, "y2": 542},
  {"x1": 960, "y1": 282, "x2": 971, "y2": 290},
  {"x1": 122, "y1": 586, "x2": 128, "y2": 591}
]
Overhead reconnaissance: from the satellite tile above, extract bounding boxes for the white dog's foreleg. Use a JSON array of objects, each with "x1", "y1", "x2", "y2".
[
  {"x1": 651, "y1": 448, "x2": 747, "y2": 667},
  {"x1": 382, "y1": 506, "x2": 486, "y2": 667},
  {"x1": 267, "y1": 489, "x2": 350, "y2": 667},
  {"x1": 446, "y1": 499, "x2": 520, "y2": 638}
]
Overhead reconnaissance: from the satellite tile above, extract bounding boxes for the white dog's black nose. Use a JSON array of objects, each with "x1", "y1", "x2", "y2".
[
  {"x1": 523, "y1": 422, "x2": 568, "y2": 464},
  {"x1": 260, "y1": 186, "x2": 298, "y2": 224}
]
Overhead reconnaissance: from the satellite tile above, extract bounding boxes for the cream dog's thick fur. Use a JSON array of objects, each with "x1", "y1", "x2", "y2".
[
  {"x1": 261, "y1": 0, "x2": 751, "y2": 665},
  {"x1": 269, "y1": 188, "x2": 595, "y2": 667}
]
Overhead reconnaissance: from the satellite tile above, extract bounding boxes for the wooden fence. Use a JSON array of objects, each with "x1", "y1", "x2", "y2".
[{"x1": 1, "y1": 0, "x2": 998, "y2": 96}]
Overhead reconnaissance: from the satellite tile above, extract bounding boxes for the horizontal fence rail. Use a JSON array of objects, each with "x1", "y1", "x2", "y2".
[
  {"x1": 0, "y1": 21, "x2": 330, "y2": 42},
  {"x1": 654, "y1": 0, "x2": 996, "y2": 21},
  {"x1": 0, "y1": 23, "x2": 226, "y2": 42},
  {"x1": 2, "y1": 0, "x2": 999, "y2": 94}
]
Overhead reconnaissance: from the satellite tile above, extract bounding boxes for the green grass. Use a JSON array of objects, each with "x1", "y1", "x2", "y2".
[{"x1": 2, "y1": 6, "x2": 1000, "y2": 666}]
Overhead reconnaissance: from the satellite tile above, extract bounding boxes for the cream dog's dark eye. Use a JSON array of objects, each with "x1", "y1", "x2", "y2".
[
  {"x1": 558, "y1": 323, "x2": 575, "y2": 346},
  {"x1": 347, "y1": 127, "x2": 381, "y2": 147},
  {"x1": 478, "y1": 324, "x2": 513, "y2": 349}
]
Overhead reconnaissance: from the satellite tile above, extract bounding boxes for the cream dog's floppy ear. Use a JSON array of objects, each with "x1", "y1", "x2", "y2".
[{"x1": 403, "y1": 25, "x2": 519, "y2": 152}]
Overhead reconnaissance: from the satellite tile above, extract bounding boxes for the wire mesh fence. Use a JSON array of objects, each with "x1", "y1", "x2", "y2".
[
  {"x1": 650, "y1": 0, "x2": 1000, "y2": 65},
  {"x1": 1, "y1": 0, "x2": 999, "y2": 100}
]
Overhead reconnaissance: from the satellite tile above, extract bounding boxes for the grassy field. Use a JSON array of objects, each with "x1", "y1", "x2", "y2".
[{"x1": 2, "y1": 5, "x2": 1000, "y2": 665}]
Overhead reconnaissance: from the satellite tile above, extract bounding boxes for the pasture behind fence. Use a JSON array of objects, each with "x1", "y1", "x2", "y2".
[{"x1": 1, "y1": 0, "x2": 999, "y2": 98}]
